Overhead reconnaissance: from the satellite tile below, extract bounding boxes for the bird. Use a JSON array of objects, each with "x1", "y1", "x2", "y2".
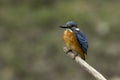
[{"x1": 60, "y1": 21, "x2": 88, "y2": 60}]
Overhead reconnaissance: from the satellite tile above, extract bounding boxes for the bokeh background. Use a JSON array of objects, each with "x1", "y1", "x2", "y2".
[{"x1": 0, "y1": 0, "x2": 120, "y2": 80}]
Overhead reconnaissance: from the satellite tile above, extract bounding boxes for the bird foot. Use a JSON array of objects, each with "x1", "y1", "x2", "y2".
[
  {"x1": 72, "y1": 54, "x2": 78, "y2": 60},
  {"x1": 66, "y1": 49, "x2": 72, "y2": 54}
]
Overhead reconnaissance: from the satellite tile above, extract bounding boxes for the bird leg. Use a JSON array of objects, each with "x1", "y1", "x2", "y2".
[
  {"x1": 73, "y1": 53, "x2": 78, "y2": 60},
  {"x1": 66, "y1": 49, "x2": 72, "y2": 54}
]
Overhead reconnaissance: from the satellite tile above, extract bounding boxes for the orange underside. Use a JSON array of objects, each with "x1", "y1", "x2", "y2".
[{"x1": 63, "y1": 29, "x2": 85, "y2": 60}]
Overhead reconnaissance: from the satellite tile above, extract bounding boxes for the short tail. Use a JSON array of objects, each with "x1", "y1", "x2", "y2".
[
  {"x1": 81, "y1": 54, "x2": 85, "y2": 60},
  {"x1": 79, "y1": 52, "x2": 86, "y2": 60}
]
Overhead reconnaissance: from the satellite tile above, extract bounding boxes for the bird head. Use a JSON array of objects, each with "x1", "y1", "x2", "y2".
[{"x1": 60, "y1": 21, "x2": 78, "y2": 29}]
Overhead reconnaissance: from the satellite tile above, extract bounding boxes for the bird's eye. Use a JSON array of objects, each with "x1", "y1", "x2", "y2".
[
  {"x1": 67, "y1": 24, "x2": 77, "y2": 28},
  {"x1": 68, "y1": 25, "x2": 73, "y2": 28}
]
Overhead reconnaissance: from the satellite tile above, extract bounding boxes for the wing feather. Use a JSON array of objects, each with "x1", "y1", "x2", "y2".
[{"x1": 74, "y1": 30, "x2": 88, "y2": 54}]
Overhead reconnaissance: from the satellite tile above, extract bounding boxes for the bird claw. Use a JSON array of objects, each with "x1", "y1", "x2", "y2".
[
  {"x1": 66, "y1": 49, "x2": 72, "y2": 54},
  {"x1": 72, "y1": 54, "x2": 78, "y2": 60}
]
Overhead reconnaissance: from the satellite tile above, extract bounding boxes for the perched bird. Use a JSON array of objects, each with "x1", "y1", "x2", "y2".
[{"x1": 60, "y1": 21, "x2": 88, "y2": 60}]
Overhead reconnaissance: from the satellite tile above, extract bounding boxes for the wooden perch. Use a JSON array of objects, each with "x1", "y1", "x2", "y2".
[{"x1": 63, "y1": 47, "x2": 107, "y2": 80}]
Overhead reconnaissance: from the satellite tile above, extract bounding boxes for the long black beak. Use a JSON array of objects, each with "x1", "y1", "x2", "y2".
[{"x1": 59, "y1": 25, "x2": 68, "y2": 28}]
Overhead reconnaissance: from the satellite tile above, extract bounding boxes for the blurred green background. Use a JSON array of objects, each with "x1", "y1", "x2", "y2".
[{"x1": 0, "y1": 0, "x2": 120, "y2": 80}]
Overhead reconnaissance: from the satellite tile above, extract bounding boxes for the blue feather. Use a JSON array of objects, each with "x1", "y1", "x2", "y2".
[{"x1": 71, "y1": 28, "x2": 88, "y2": 54}]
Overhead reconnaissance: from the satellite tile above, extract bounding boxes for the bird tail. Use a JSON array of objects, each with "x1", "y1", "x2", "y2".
[{"x1": 78, "y1": 51, "x2": 86, "y2": 60}]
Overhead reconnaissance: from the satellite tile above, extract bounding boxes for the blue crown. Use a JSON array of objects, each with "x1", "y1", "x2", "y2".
[{"x1": 66, "y1": 21, "x2": 77, "y2": 27}]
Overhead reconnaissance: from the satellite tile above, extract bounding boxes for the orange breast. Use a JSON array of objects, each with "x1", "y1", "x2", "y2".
[{"x1": 63, "y1": 29, "x2": 85, "y2": 60}]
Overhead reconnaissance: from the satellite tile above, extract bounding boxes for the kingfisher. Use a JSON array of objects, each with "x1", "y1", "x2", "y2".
[{"x1": 60, "y1": 21, "x2": 88, "y2": 60}]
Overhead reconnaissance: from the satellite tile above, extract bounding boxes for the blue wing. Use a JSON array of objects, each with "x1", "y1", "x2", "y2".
[{"x1": 73, "y1": 29, "x2": 88, "y2": 54}]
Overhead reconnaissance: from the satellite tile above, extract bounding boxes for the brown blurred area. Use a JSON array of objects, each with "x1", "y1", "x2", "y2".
[{"x1": 0, "y1": 0, "x2": 120, "y2": 80}]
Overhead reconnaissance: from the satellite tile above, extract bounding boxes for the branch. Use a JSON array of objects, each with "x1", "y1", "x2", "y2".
[{"x1": 63, "y1": 47, "x2": 107, "y2": 80}]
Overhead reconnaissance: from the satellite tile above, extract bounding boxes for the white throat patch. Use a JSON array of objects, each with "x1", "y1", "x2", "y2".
[
  {"x1": 75, "y1": 28, "x2": 79, "y2": 31},
  {"x1": 67, "y1": 29, "x2": 73, "y2": 32}
]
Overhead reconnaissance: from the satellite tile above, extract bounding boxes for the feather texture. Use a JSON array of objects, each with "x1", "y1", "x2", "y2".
[{"x1": 71, "y1": 27, "x2": 88, "y2": 54}]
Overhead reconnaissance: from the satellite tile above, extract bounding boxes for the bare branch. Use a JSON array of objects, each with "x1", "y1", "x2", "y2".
[{"x1": 63, "y1": 47, "x2": 107, "y2": 80}]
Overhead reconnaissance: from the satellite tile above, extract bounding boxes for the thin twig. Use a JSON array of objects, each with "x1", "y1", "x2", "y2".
[{"x1": 63, "y1": 47, "x2": 107, "y2": 80}]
